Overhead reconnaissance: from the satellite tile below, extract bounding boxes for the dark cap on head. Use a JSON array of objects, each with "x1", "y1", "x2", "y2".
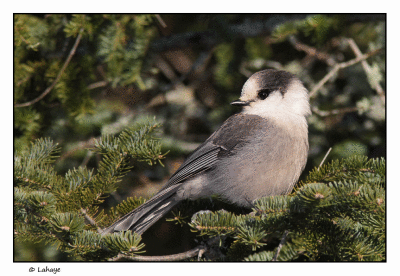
[{"x1": 250, "y1": 69, "x2": 296, "y2": 95}]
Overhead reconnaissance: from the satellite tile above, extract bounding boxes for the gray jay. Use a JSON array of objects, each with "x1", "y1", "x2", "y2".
[{"x1": 103, "y1": 69, "x2": 311, "y2": 235}]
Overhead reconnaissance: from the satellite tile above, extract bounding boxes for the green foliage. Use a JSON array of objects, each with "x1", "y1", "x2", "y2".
[
  {"x1": 18, "y1": 137, "x2": 60, "y2": 164},
  {"x1": 106, "y1": 196, "x2": 148, "y2": 225},
  {"x1": 14, "y1": 107, "x2": 42, "y2": 152},
  {"x1": 93, "y1": 119, "x2": 166, "y2": 165},
  {"x1": 190, "y1": 156, "x2": 385, "y2": 261},
  {"x1": 244, "y1": 250, "x2": 274, "y2": 261},
  {"x1": 14, "y1": 120, "x2": 167, "y2": 261},
  {"x1": 103, "y1": 231, "x2": 145, "y2": 254},
  {"x1": 272, "y1": 14, "x2": 340, "y2": 45},
  {"x1": 189, "y1": 210, "x2": 242, "y2": 237},
  {"x1": 50, "y1": 212, "x2": 85, "y2": 234},
  {"x1": 302, "y1": 155, "x2": 385, "y2": 185},
  {"x1": 14, "y1": 138, "x2": 63, "y2": 190},
  {"x1": 64, "y1": 230, "x2": 105, "y2": 260},
  {"x1": 64, "y1": 14, "x2": 93, "y2": 38},
  {"x1": 14, "y1": 14, "x2": 50, "y2": 52},
  {"x1": 14, "y1": 14, "x2": 158, "y2": 151},
  {"x1": 235, "y1": 220, "x2": 268, "y2": 251},
  {"x1": 245, "y1": 37, "x2": 272, "y2": 61},
  {"x1": 97, "y1": 14, "x2": 156, "y2": 88},
  {"x1": 244, "y1": 243, "x2": 298, "y2": 261},
  {"x1": 14, "y1": 125, "x2": 384, "y2": 261},
  {"x1": 213, "y1": 43, "x2": 243, "y2": 90}
]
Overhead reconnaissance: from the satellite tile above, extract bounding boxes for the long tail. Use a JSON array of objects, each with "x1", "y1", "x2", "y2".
[{"x1": 102, "y1": 185, "x2": 180, "y2": 235}]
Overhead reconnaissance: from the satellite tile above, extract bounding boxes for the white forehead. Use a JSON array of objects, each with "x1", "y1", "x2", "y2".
[
  {"x1": 242, "y1": 77, "x2": 257, "y2": 94},
  {"x1": 240, "y1": 77, "x2": 259, "y2": 102}
]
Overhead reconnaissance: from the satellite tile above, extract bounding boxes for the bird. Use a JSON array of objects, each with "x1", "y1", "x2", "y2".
[{"x1": 102, "y1": 69, "x2": 311, "y2": 235}]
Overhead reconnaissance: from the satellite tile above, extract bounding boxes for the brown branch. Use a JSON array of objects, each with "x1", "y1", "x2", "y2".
[
  {"x1": 346, "y1": 38, "x2": 385, "y2": 104},
  {"x1": 108, "y1": 245, "x2": 206, "y2": 261},
  {"x1": 58, "y1": 137, "x2": 97, "y2": 162},
  {"x1": 16, "y1": 74, "x2": 33, "y2": 87},
  {"x1": 14, "y1": 28, "x2": 84, "y2": 108},
  {"x1": 81, "y1": 208, "x2": 102, "y2": 233},
  {"x1": 79, "y1": 151, "x2": 94, "y2": 168},
  {"x1": 309, "y1": 47, "x2": 383, "y2": 99},
  {"x1": 318, "y1": 147, "x2": 332, "y2": 169},
  {"x1": 289, "y1": 36, "x2": 336, "y2": 66},
  {"x1": 87, "y1": 81, "x2": 108, "y2": 90},
  {"x1": 272, "y1": 230, "x2": 289, "y2": 261},
  {"x1": 155, "y1": 14, "x2": 167, "y2": 28},
  {"x1": 155, "y1": 49, "x2": 215, "y2": 92},
  {"x1": 108, "y1": 236, "x2": 220, "y2": 261}
]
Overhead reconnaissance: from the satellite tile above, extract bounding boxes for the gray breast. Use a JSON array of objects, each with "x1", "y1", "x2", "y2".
[{"x1": 205, "y1": 115, "x2": 308, "y2": 207}]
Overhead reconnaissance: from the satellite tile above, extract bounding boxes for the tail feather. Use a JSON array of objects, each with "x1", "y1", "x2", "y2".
[{"x1": 102, "y1": 185, "x2": 180, "y2": 235}]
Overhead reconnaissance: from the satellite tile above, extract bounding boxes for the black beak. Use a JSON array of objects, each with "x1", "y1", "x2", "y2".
[{"x1": 230, "y1": 99, "x2": 251, "y2": 106}]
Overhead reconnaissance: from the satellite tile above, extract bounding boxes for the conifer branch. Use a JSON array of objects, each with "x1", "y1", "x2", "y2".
[
  {"x1": 318, "y1": 147, "x2": 332, "y2": 169},
  {"x1": 272, "y1": 230, "x2": 289, "y2": 261},
  {"x1": 81, "y1": 208, "x2": 102, "y2": 233},
  {"x1": 288, "y1": 36, "x2": 336, "y2": 66},
  {"x1": 346, "y1": 38, "x2": 385, "y2": 104},
  {"x1": 155, "y1": 14, "x2": 167, "y2": 28},
  {"x1": 309, "y1": 47, "x2": 383, "y2": 99},
  {"x1": 87, "y1": 81, "x2": 108, "y2": 90},
  {"x1": 14, "y1": 28, "x2": 84, "y2": 108},
  {"x1": 58, "y1": 137, "x2": 97, "y2": 161},
  {"x1": 109, "y1": 245, "x2": 207, "y2": 261}
]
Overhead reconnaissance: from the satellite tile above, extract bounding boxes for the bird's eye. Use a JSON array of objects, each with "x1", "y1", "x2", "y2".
[{"x1": 257, "y1": 89, "x2": 272, "y2": 100}]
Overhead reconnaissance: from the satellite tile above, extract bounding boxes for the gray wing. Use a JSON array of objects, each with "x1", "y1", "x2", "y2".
[
  {"x1": 103, "y1": 113, "x2": 268, "y2": 234},
  {"x1": 163, "y1": 113, "x2": 267, "y2": 188}
]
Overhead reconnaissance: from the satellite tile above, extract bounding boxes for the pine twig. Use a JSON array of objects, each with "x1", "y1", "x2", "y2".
[
  {"x1": 318, "y1": 147, "x2": 332, "y2": 169},
  {"x1": 156, "y1": 49, "x2": 214, "y2": 93},
  {"x1": 272, "y1": 230, "x2": 289, "y2": 261},
  {"x1": 81, "y1": 208, "x2": 102, "y2": 233},
  {"x1": 14, "y1": 28, "x2": 84, "y2": 108},
  {"x1": 309, "y1": 47, "x2": 383, "y2": 99},
  {"x1": 155, "y1": 14, "x2": 167, "y2": 28},
  {"x1": 108, "y1": 245, "x2": 206, "y2": 261},
  {"x1": 108, "y1": 236, "x2": 220, "y2": 261},
  {"x1": 346, "y1": 38, "x2": 385, "y2": 104},
  {"x1": 289, "y1": 36, "x2": 336, "y2": 66},
  {"x1": 87, "y1": 81, "x2": 108, "y2": 90}
]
